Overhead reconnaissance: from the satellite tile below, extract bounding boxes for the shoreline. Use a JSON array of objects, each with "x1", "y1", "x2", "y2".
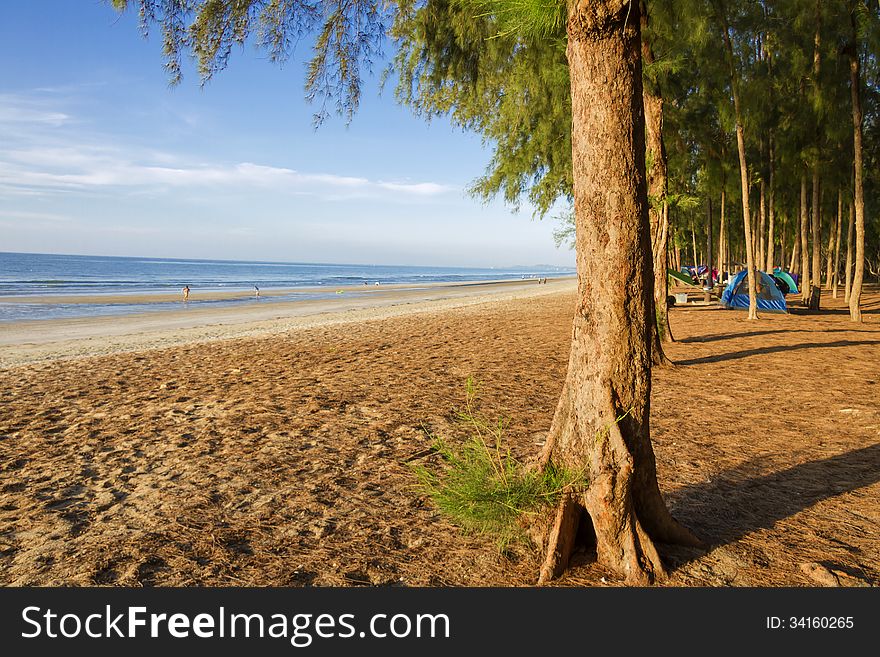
[
  {"x1": 0, "y1": 276, "x2": 571, "y2": 305},
  {"x1": 0, "y1": 277, "x2": 576, "y2": 367}
]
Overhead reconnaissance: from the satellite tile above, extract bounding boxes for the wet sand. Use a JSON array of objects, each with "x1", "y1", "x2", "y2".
[
  {"x1": 0, "y1": 278, "x2": 548, "y2": 305},
  {"x1": 0, "y1": 278, "x2": 573, "y2": 367}
]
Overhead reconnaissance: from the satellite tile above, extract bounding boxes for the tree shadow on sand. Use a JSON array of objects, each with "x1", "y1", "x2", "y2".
[
  {"x1": 675, "y1": 340, "x2": 880, "y2": 366},
  {"x1": 787, "y1": 298, "x2": 880, "y2": 316},
  {"x1": 679, "y1": 328, "x2": 877, "y2": 344},
  {"x1": 663, "y1": 443, "x2": 880, "y2": 563},
  {"x1": 789, "y1": 308, "x2": 880, "y2": 317}
]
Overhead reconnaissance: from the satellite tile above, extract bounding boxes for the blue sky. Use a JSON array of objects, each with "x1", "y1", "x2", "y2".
[{"x1": 0, "y1": 1, "x2": 574, "y2": 268}]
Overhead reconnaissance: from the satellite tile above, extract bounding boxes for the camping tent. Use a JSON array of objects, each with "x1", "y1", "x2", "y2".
[
  {"x1": 721, "y1": 270, "x2": 788, "y2": 312},
  {"x1": 772, "y1": 268, "x2": 799, "y2": 295},
  {"x1": 669, "y1": 269, "x2": 698, "y2": 286}
]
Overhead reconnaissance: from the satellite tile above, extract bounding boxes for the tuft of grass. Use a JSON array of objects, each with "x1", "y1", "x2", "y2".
[{"x1": 413, "y1": 378, "x2": 585, "y2": 551}]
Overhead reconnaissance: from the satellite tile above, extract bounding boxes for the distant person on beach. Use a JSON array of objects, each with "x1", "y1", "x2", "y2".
[
  {"x1": 182, "y1": 285, "x2": 190, "y2": 301},
  {"x1": 254, "y1": 285, "x2": 260, "y2": 297}
]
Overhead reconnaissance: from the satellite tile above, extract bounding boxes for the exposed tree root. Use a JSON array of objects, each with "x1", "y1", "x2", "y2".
[
  {"x1": 534, "y1": 389, "x2": 701, "y2": 585},
  {"x1": 537, "y1": 495, "x2": 580, "y2": 585}
]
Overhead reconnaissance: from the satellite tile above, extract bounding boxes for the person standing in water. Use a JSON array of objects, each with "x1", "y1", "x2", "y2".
[
  {"x1": 182, "y1": 285, "x2": 190, "y2": 301},
  {"x1": 254, "y1": 285, "x2": 260, "y2": 298}
]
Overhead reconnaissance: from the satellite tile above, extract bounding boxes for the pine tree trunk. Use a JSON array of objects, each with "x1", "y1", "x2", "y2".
[
  {"x1": 766, "y1": 140, "x2": 775, "y2": 272},
  {"x1": 725, "y1": 204, "x2": 731, "y2": 276},
  {"x1": 832, "y1": 189, "x2": 842, "y2": 297},
  {"x1": 758, "y1": 178, "x2": 766, "y2": 271},
  {"x1": 848, "y1": 9, "x2": 865, "y2": 322},
  {"x1": 779, "y1": 210, "x2": 786, "y2": 271},
  {"x1": 809, "y1": 171, "x2": 821, "y2": 310},
  {"x1": 640, "y1": 3, "x2": 673, "y2": 355},
  {"x1": 808, "y1": 2, "x2": 822, "y2": 311},
  {"x1": 721, "y1": 10, "x2": 758, "y2": 320},
  {"x1": 845, "y1": 199, "x2": 854, "y2": 303},
  {"x1": 825, "y1": 189, "x2": 837, "y2": 290},
  {"x1": 800, "y1": 174, "x2": 811, "y2": 305},
  {"x1": 660, "y1": 203, "x2": 671, "y2": 309},
  {"x1": 536, "y1": 0, "x2": 699, "y2": 585},
  {"x1": 719, "y1": 188, "x2": 726, "y2": 282},
  {"x1": 707, "y1": 198, "x2": 714, "y2": 287}
]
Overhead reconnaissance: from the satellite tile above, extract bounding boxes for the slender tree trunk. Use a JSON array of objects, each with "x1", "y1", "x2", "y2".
[
  {"x1": 640, "y1": 3, "x2": 673, "y2": 355},
  {"x1": 808, "y1": 1, "x2": 822, "y2": 310},
  {"x1": 825, "y1": 188, "x2": 837, "y2": 289},
  {"x1": 766, "y1": 140, "x2": 775, "y2": 272},
  {"x1": 809, "y1": 172, "x2": 822, "y2": 309},
  {"x1": 691, "y1": 228, "x2": 698, "y2": 282},
  {"x1": 848, "y1": 9, "x2": 865, "y2": 322},
  {"x1": 721, "y1": 8, "x2": 758, "y2": 320},
  {"x1": 751, "y1": 198, "x2": 758, "y2": 268},
  {"x1": 719, "y1": 188, "x2": 726, "y2": 282},
  {"x1": 779, "y1": 210, "x2": 786, "y2": 272},
  {"x1": 660, "y1": 205, "x2": 670, "y2": 285},
  {"x1": 759, "y1": 178, "x2": 766, "y2": 271},
  {"x1": 845, "y1": 198, "x2": 854, "y2": 302},
  {"x1": 725, "y1": 203, "x2": 731, "y2": 276},
  {"x1": 707, "y1": 198, "x2": 714, "y2": 287},
  {"x1": 536, "y1": 0, "x2": 699, "y2": 586},
  {"x1": 789, "y1": 210, "x2": 800, "y2": 274},
  {"x1": 800, "y1": 174, "x2": 811, "y2": 305},
  {"x1": 832, "y1": 189, "x2": 842, "y2": 297}
]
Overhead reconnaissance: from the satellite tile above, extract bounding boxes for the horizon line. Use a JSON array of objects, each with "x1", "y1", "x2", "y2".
[{"x1": 0, "y1": 250, "x2": 577, "y2": 272}]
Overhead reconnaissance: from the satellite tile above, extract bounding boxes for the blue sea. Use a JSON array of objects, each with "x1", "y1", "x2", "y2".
[{"x1": 0, "y1": 252, "x2": 574, "y2": 322}]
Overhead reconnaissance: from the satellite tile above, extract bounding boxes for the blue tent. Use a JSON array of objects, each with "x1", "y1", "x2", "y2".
[{"x1": 721, "y1": 270, "x2": 788, "y2": 312}]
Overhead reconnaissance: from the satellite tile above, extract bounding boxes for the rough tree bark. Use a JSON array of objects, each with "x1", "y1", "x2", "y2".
[
  {"x1": 641, "y1": 2, "x2": 674, "y2": 357},
  {"x1": 721, "y1": 4, "x2": 758, "y2": 319},
  {"x1": 848, "y1": 8, "x2": 865, "y2": 322},
  {"x1": 535, "y1": 0, "x2": 700, "y2": 586}
]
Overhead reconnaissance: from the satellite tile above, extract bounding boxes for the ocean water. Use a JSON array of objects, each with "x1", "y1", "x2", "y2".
[{"x1": 0, "y1": 252, "x2": 573, "y2": 322}]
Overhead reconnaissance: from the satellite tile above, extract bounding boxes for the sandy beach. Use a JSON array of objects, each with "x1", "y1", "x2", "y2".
[
  {"x1": 1, "y1": 285, "x2": 879, "y2": 587},
  {"x1": 0, "y1": 278, "x2": 572, "y2": 367}
]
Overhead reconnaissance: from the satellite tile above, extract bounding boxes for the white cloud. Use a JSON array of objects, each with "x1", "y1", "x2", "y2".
[
  {"x1": 0, "y1": 147, "x2": 457, "y2": 199},
  {"x1": 0, "y1": 210, "x2": 72, "y2": 223},
  {"x1": 377, "y1": 181, "x2": 453, "y2": 196},
  {"x1": 0, "y1": 90, "x2": 456, "y2": 200},
  {"x1": 0, "y1": 93, "x2": 71, "y2": 127}
]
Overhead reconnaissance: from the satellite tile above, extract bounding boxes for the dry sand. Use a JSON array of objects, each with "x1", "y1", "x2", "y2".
[{"x1": 0, "y1": 283, "x2": 878, "y2": 587}]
